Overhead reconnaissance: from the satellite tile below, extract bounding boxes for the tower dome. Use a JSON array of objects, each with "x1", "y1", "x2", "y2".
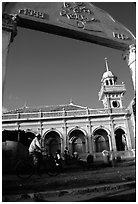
[
  {"x1": 101, "y1": 58, "x2": 116, "y2": 83},
  {"x1": 102, "y1": 70, "x2": 114, "y2": 81}
]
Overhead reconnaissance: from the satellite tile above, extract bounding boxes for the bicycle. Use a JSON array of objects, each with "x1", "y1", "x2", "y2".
[{"x1": 15, "y1": 153, "x2": 60, "y2": 179}]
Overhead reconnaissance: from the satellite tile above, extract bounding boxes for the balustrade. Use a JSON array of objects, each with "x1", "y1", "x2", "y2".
[
  {"x1": 2, "y1": 114, "x2": 18, "y2": 120},
  {"x1": 2, "y1": 107, "x2": 127, "y2": 121},
  {"x1": 43, "y1": 111, "x2": 63, "y2": 118},
  {"x1": 66, "y1": 110, "x2": 86, "y2": 116},
  {"x1": 19, "y1": 113, "x2": 39, "y2": 119}
]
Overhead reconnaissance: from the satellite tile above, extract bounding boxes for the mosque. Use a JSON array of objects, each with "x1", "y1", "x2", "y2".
[{"x1": 2, "y1": 58, "x2": 135, "y2": 171}]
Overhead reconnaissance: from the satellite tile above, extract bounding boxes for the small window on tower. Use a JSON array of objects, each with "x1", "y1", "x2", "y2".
[
  {"x1": 106, "y1": 80, "x2": 109, "y2": 85},
  {"x1": 112, "y1": 100, "x2": 120, "y2": 108},
  {"x1": 110, "y1": 79, "x2": 113, "y2": 85}
]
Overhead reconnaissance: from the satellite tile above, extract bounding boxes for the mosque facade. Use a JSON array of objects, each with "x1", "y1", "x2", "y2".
[{"x1": 2, "y1": 59, "x2": 135, "y2": 165}]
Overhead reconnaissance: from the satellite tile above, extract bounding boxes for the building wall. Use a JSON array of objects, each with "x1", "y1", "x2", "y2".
[{"x1": 2, "y1": 112, "x2": 134, "y2": 161}]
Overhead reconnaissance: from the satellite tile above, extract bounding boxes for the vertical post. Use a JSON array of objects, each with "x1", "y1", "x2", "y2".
[
  {"x1": 123, "y1": 44, "x2": 136, "y2": 91},
  {"x1": 91, "y1": 126, "x2": 96, "y2": 159},
  {"x1": 85, "y1": 135, "x2": 88, "y2": 153},
  {"x1": 2, "y1": 14, "x2": 17, "y2": 97},
  {"x1": 123, "y1": 44, "x2": 136, "y2": 148},
  {"x1": 108, "y1": 134, "x2": 112, "y2": 151},
  {"x1": 86, "y1": 122, "x2": 92, "y2": 154},
  {"x1": 124, "y1": 117, "x2": 133, "y2": 150},
  {"x1": 17, "y1": 123, "x2": 20, "y2": 142},
  {"x1": 110, "y1": 118, "x2": 117, "y2": 151},
  {"x1": 62, "y1": 118, "x2": 68, "y2": 154}
]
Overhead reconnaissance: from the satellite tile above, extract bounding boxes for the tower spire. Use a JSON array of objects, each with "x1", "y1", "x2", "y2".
[
  {"x1": 69, "y1": 98, "x2": 73, "y2": 104},
  {"x1": 105, "y1": 57, "x2": 109, "y2": 72}
]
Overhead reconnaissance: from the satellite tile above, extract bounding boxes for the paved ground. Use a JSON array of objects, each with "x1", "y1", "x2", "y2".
[
  {"x1": 2, "y1": 160, "x2": 136, "y2": 202},
  {"x1": 83, "y1": 188, "x2": 136, "y2": 202}
]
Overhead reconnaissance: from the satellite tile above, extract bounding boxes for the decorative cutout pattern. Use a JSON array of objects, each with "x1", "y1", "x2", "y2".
[
  {"x1": 19, "y1": 8, "x2": 48, "y2": 20},
  {"x1": 113, "y1": 32, "x2": 129, "y2": 40},
  {"x1": 60, "y1": 2, "x2": 99, "y2": 29}
]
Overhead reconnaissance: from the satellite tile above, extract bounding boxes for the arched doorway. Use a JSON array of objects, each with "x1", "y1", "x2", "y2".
[
  {"x1": 115, "y1": 128, "x2": 127, "y2": 151},
  {"x1": 68, "y1": 129, "x2": 86, "y2": 155},
  {"x1": 44, "y1": 130, "x2": 61, "y2": 156},
  {"x1": 94, "y1": 129, "x2": 110, "y2": 152}
]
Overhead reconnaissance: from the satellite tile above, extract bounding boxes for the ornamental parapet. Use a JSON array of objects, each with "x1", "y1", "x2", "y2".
[
  {"x1": 104, "y1": 84, "x2": 126, "y2": 92},
  {"x1": 2, "y1": 108, "x2": 128, "y2": 121},
  {"x1": 99, "y1": 84, "x2": 126, "y2": 100}
]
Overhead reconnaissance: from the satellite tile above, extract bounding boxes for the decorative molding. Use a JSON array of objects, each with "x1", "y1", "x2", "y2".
[
  {"x1": 113, "y1": 32, "x2": 129, "y2": 40},
  {"x1": 2, "y1": 13, "x2": 18, "y2": 42},
  {"x1": 60, "y1": 2, "x2": 100, "y2": 31},
  {"x1": 123, "y1": 44, "x2": 136, "y2": 90},
  {"x1": 18, "y1": 8, "x2": 48, "y2": 20}
]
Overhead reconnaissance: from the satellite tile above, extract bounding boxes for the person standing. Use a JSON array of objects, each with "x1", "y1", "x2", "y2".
[
  {"x1": 55, "y1": 149, "x2": 62, "y2": 164},
  {"x1": 64, "y1": 147, "x2": 70, "y2": 165},
  {"x1": 29, "y1": 133, "x2": 42, "y2": 175},
  {"x1": 55, "y1": 149, "x2": 63, "y2": 171}
]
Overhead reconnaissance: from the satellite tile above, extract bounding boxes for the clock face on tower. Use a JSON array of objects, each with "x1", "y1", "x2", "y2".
[{"x1": 112, "y1": 100, "x2": 120, "y2": 108}]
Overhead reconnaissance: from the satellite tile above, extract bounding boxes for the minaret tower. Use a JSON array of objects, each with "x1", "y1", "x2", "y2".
[{"x1": 99, "y1": 58, "x2": 126, "y2": 110}]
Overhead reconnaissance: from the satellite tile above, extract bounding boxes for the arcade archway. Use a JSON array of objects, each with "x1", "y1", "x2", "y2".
[
  {"x1": 43, "y1": 130, "x2": 62, "y2": 156},
  {"x1": 115, "y1": 128, "x2": 127, "y2": 151},
  {"x1": 68, "y1": 129, "x2": 86, "y2": 155},
  {"x1": 94, "y1": 129, "x2": 110, "y2": 152}
]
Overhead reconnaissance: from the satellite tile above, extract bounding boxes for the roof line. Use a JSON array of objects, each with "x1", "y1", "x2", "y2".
[
  {"x1": 3, "y1": 102, "x2": 94, "y2": 114},
  {"x1": 69, "y1": 103, "x2": 88, "y2": 109}
]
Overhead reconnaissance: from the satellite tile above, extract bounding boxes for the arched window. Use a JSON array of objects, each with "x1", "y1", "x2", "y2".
[
  {"x1": 110, "y1": 79, "x2": 113, "y2": 85},
  {"x1": 94, "y1": 129, "x2": 110, "y2": 153},
  {"x1": 44, "y1": 131, "x2": 61, "y2": 156},
  {"x1": 72, "y1": 138, "x2": 83, "y2": 153},
  {"x1": 69, "y1": 129, "x2": 86, "y2": 155},
  {"x1": 95, "y1": 135, "x2": 109, "y2": 152},
  {"x1": 49, "y1": 138, "x2": 60, "y2": 155},
  {"x1": 115, "y1": 129, "x2": 127, "y2": 151},
  {"x1": 106, "y1": 80, "x2": 109, "y2": 85}
]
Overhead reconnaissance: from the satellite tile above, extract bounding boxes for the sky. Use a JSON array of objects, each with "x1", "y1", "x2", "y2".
[{"x1": 2, "y1": 2, "x2": 136, "y2": 112}]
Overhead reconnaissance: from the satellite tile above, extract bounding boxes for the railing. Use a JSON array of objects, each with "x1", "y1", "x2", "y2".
[
  {"x1": 19, "y1": 113, "x2": 40, "y2": 119},
  {"x1": 89, "y1": 109, "x2": 110, "y2": 115},
  {"x1": 99, "y1": 84, "x2": 126, "y2": 99},
  {"x1": 2, "y1": 108, "x2": 128, "y2": 121},
  {"x1": 66, "y1": 110, "x2": 87, "y2": 116},
  {"x1": 43, "y1": 111, "x2": 63, "y2": 118},
  {"x1": 2, "y1": 114, "x2": 18, "y2": 120}
]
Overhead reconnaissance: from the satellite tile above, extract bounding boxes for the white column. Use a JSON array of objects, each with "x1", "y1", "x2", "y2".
[
  {"x1": 2, "y1": 30, "x2": 11, "y2": 92},
  {"x1": 110, "y1": 119, "x2": 117, "y2": 151},
  {"x1": 86, "y1": 122, "x2": 91, "y2": 153},
  {"x1": 91, "y1": 126, "x2": 96, "y2": 157},
  {"x1": 85, "y1": 136, "x2": 88, "y2": 153},
  {"x1": 124, "y1": 44, "x2": 136, "y2": 91},
  {"x1": 108, "y1": 134, "x2": 112, "y2": 151},
  {"x1": 124, "y1": 117, "x2": 133, "y2": 150},
  {"x1": 2, "y1": 14, "x2": 17, "y2": 96},
  {"x1": 62, "y1": 119, "x2": 68, "y2": 153}
]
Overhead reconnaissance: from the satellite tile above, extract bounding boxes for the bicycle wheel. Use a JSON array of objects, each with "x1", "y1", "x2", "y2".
[
  {"x1": 15, "y1": 159, "x2": 34, "y2": 179},
  {"x1": 47, "y1": 166, "x2": 59, "y2": 176},
  {"x1": 46, "y1": 161, "x2": 59, "y2": 176}
]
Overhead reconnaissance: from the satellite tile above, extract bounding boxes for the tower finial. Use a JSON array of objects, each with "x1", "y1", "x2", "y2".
[
  {"x1": 23, "y1": 101, "x2": 27, "y2": 108},
  {"x1": 69, "y1": 98, "x2": 73, "y2": 104},
  {"x1": 105, "y1": 57, "x2": 109, "y2": 72}
]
